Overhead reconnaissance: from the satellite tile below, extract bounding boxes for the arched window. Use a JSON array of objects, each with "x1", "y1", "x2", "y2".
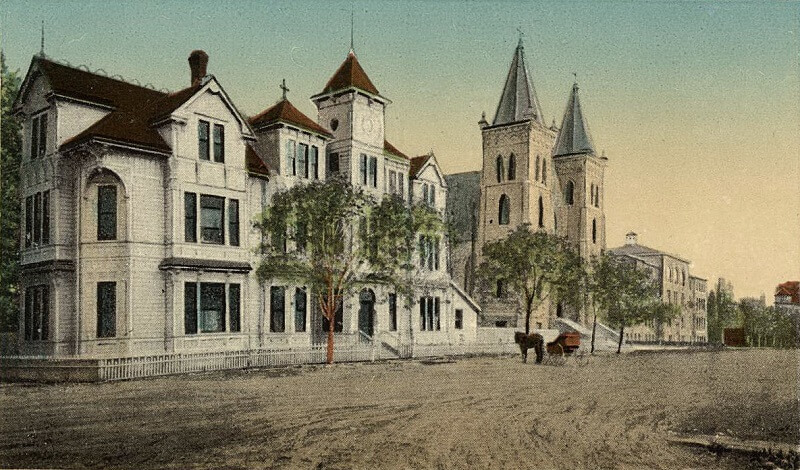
[
  {"x1": 592, "y1": 218, "x2": 597, "y2": 243},
  {"x1": 542, "y1": 159, "x2": 547, "y2": 185},
  {"x1": 564, "y1": 181, "x2": 574, "y2": 205},
  {"x1": 590, "y1": 183, "x2": 595, "y2": 206},
  {"x1": 535, "y1": 155, "x2": 541, "y2": 181},
  {"x1": 595, "y1": 186, "x2": 600, "y2": 207},
  {"x1": 682, "y1": 270, "x2": 686, "y2": 286},
  {"x1": 538, "y1": 196, "x2": 544, "y2": 228},
  {"x1": 507, "y1": 154, "x2": 516, "y2": 180},
  {"x1": 496, "y1": 156, "x2": 504, "y2": 183},
  {"x1": 498, "y1": 194, "x2": 510, "y2": 225},
  {"x1": 85, "y1": 168, "x2": 126, "y2": 243}
]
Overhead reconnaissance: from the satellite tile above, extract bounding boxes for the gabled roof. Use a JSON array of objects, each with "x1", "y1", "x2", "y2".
[
  {"x1": 410, "y1": 154, "x2": 433, "y2": 178},
  {"x1": 320, "y1": 50, "x2": 379, "y2": 96},
  {"x1": 492, "y1": 39, "x2": 544, "y2": 126},
  {"x1": 384, "y1": 140, "x2": 409, "y2": 160},
  {"x1": 553, "y1": 83, "x2": 595, "y2": 157},
  {"x1": 776, "y1": 281, "x2": 800, "y2": 304},
  {"x1": 249, "y1": 99, "x2": 333, "y2": 138},
  {"x1": 246, "y1": 144, "x2": 271, "y2": 178},
  {"x1": 608, "y1": 243, "x2": 690, "y2": 264}
]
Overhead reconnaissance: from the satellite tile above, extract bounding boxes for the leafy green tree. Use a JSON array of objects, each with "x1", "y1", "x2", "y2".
[
  {"x1": 255, "y1": 178, "x2": 443, "y2": 363},
  {"x1": 590, "y1": 254, "x2": 658, "y2": 353},
  {"x1": 476, "y1": 225, "x2": 585, "y2": 335},
  {"x1": 0, "y1": 52, "x2": 22, "y2": 332},
  {"x1": 707, "y1": 280, "x2": 738, "y2": 344},
  {"x1": 648, "y1": 302, "x2": 682, "y2": 343}
]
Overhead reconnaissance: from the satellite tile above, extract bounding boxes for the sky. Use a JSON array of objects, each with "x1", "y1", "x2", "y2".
[{"x1": 2, "y1": 0, "x2": 798, "y2": 301}]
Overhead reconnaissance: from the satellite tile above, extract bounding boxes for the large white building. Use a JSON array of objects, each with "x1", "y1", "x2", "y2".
[{"x1": 12, "y1": 48, "x2": 480, "y2": 361}]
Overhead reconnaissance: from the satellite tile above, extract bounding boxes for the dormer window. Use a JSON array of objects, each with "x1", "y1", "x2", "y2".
[{"x1": 198, "y1": 121, "x2": 224, "y2": 163}]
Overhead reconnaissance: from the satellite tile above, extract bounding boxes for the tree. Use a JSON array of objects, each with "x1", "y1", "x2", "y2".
[
  {"x1": 254, "y1": 178, "x2": 443, "y2": 364},
  {"x1": 647, "y1": 302, "x2": 682, "y2": 343},
  {"x1": 707, "y1": 279, "x2": 738, "y2": 344},
  {"x1": 590, "y1": 254, "x2": 658, "y2": 353},
  {"x1": 0, "y1": 52, "x2": 22, "y2": 332},
  {"x1": 476, "y1": 225, "x2": 585, "y2": 335}
]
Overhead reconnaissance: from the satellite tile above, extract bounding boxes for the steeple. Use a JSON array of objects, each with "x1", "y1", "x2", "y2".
[
  {"x1": 492, "y1": 38, "x2": 544, "y2": 126},
  {"x1": 553, "y1": 82, "x2": 595, "y2": 157},
  {"x1": 318, "y1": 50, "x2": 380, "y2": 96}
]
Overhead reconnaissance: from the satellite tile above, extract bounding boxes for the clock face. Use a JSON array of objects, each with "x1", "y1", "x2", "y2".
[{"x1": 362, "y1": 116, "x2": 374, "y2": 133}]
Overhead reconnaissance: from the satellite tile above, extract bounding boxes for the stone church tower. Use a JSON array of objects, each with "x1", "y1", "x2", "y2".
[{"x1": 473, "y1": 39, "x2": 607, "y2": 329}]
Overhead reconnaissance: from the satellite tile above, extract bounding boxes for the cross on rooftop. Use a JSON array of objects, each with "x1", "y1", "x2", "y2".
[{"x1": 280, "y1": 79, "x2": 289, "y2": 100}]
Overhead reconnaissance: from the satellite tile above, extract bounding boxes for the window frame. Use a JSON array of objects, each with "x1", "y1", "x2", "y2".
[
  {"x1": 212, "y1": 123, "x2": 225, "y2": 163},
  {"x1": 388, "y1": 293, "x2": 397, "y2": 331},
  {"x1": 455, "y1": 309, "x2": 463, "y2": 330},
  {"x1": 295, "y1": 287, "x2": 307, "y2": 333},
  {"x1": 184, "y1": 192, "x2": 197, "y2": 243},
  {"x1": 97, "y1": 185, "x2": 118, "y2": 241},
  {"x1": 228, "y1": 199, "x2": 240, "y2": 247},
  {"x1": 96, "y1": 281, "x2": 117, "y2": 338},
  {"x1": 270, "y1": 286, "x2": 286, "y2": 333},
  {"x1": 298, "y1": 142, "x2": 309, "y2": 178},
  {"x1": 507, "y1": 153, "x2": 516, "y2": 180},
  {"x1": 200, "y1": 194, "x2": 225, "y2": 245},
  {"x1": 498, "y1": 194, "x2": 510, "y2": 225},
  {"x1": 198, "y1": 120, "x2": 211, "y2": 161}
]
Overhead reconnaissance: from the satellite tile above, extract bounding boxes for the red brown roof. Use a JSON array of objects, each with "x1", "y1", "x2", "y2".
[
  {"x1": 246, "y1": 144, "x2": 271, "y2": 178},
  {"x1": 384, "y1": 140, "x2": 409, "y2": 160},
  {"x1": 321, "y1": 51, "x2": 379, "y2": 96},
  {"x1": 249, "y1": 99, "x2": 333, "y2": 138},
  {"x1": 776, "y1": 281, "x2": 800, "y2": 304},
  {"x1": 410, "y1": 154, "x2": 433, "y2": 177}
]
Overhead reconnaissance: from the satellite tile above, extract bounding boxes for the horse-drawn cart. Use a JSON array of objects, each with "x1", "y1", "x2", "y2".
[{"x1": 515, "y1": 331, "x2": 588, "y2": 366}]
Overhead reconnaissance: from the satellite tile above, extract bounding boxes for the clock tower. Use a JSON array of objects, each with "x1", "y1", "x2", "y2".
[{"x1": 311, "y1": 50, "x2": 389, "y2": 194}]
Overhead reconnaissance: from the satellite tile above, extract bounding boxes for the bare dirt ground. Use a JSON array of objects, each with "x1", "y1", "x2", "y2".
[{"x1": 1, "y1": 349, "x2": 798, "y2": 469}]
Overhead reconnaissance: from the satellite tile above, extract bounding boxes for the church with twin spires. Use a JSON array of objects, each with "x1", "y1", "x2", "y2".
[{"x1": 448, "y1": 38, "x2": 607, "y2": 331}]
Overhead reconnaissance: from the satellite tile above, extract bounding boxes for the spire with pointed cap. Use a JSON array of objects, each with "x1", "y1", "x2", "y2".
[
  {"x1": 319, "y1": 49, "x2": 379, "y2": 96},
  {"x1": 492, "y1": 38, "x2": 544, "y2": 126},
  {"x1": 553, "y1": 81, "x2": 595, "y2": 157}
]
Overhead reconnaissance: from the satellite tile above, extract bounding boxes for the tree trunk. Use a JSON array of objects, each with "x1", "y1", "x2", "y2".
[
  {"x1": 617, "y1": 325, "x2": 625, "y2": 354},
  {"x1": 590, "y1": 308, "x2": 597, "y2": 354},
  {"x1": 325, "y1": 295, "x2": 335, "y2": 364},
  {"x1": 524, "y1": 296, "x2": 533, "y2": 335}
]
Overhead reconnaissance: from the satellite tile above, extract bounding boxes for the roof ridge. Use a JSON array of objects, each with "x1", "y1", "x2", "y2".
[{"x1": 37, "y1": 56, "x2": 170, "y2": 95}]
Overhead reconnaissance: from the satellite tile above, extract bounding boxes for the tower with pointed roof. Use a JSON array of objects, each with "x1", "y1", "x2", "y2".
[
  {"x1": 552, "y1": 82, "x2": 607, "y2": 261},
  {"x1": 311, "y1": 50, "x2": 394, "y2": 195},
  {"x1": 474, "y1": 38, "x2": 558, "y2": 328}
]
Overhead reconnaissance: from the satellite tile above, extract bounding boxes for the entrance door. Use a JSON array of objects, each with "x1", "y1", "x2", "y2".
[{"x1": 358, "y1": 289, "x2": 375, "y2": 338}]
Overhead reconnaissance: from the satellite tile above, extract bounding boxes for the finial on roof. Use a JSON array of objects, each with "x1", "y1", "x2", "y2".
[
  {"x1": 516, "y1": 27, "x2": 524, "y2": 48},
  {"x1": 350, "y1": 6, "x2": 355, "y2": 53},
  {"x1": 280, "y1": 78, "x2": 289, "y2": 101},
  {"x1": 39, "y1": 20, "x2": 45, "y2": 57},
  {"x1": 573, "y1": 72, "x2": 578, "y2": 86}
]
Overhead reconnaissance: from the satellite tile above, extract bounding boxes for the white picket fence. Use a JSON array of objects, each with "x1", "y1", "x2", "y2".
[{"x1": 96, "y1": 341, "x2": 516, "y2": 381}]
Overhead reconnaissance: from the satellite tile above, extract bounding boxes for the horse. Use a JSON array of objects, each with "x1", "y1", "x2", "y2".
[{"x1": 514, "y1": 331, "x2": 544, "y2": 364}]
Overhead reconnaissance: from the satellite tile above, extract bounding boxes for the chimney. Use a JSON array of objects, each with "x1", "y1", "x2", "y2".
[
  {"x1": 625, "y1": 232, "x2": 638, "y2": 246},
  {"x1": 188, "y1": 50, "x2": 209, "y2": 87}
]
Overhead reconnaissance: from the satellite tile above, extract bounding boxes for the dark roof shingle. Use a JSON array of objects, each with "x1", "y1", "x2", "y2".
[
  {"x1": 384, "y1": 140, "x2": 409, "y2": 160},
  {"x1": 250, "y1": 99, "x2": 333, "y2": 138},
  {"x1": 321, "y1": 51, "x2": 379, "y2": 96}
]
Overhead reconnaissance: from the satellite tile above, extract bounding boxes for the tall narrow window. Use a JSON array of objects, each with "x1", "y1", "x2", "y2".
[
  {"x1": 295, "y1": 287, "x2": 307, "y2": 332},
  {"x1": 498, "y1": 194, "x2": 510, "y2": 225},
  {"x1": 24, "y1": 285, "x2": 50, "y2": 341},
  {"x1": 360, "y1": 154, "x2": 368, "y2": 185},
  {"x1": 564, "y1": 181, "x2": 574, "y2": 205},
  {"x1": 97, "y1": 282, "x2": 116, "y2": 338},
  {"x1": 287, "y1": 140, "x2": 297, "y2": 176},
  {"x1": 388, "y1": 293, "x2": 397, "y2": 331},
  {"x1": 398, "y1": 175, "x2": 404, "y2": 199},
  {"x1": 97, "y1": 185, "x2": 117, "y2": 240},
  {"x1": 298, "y1": 143, "x2": 309, "y2": 178},
  {"x1": 270, "y1": 286, "x2": 285, "y2": 333},
  {"x1": 184, "y1": 192, "x2": 197, "y2": 242},
  {"x1": 496, "y1": 156, "x2": 504, "y2": 183},
  {"x1": 419, "y1": 298, "x2": 427, "y2": 331},
  {"x1": 455, "y1": 309, "x2": 463, "y2": 330},
  {"x1": 590, "y1": 184, "x2": 595, "y2": 206},
  {"x1": 388, "y1": 170, "x2": 397, "y2": 194},
  {"x1": 198, "y1": 120, "x2": 210, "y2": 160},
  {"x1": 310, "y1": 146, "x2": 319, "y2": 179},
  {"x1": 595, "y1": 186, "x2": 600, "y2": 207},
  {"x1": 41, "y1": 191, "x2": 50, "y2": 245},
  {"x1": 507, "y1": 154, "x2": 516, "y2": 180},
  {"x1": 295, "y1": 221, "x2": 307, "y2": 253},
  {"x1": 434, "y1": 297, "x2": 441, "y2": 331},
  {"x1": 184, "y1": 283, "x2": 198, "y2": 334},
  {"x1": 369, "y1": 156, "x2": 378, "y2": 187},
  {"x1": 200, "y1": 195, "x2": 224, "y2": 244},
  {"x1": 228, "y1": 199, "x2": 240, "y2": 246},
  {"x1": 538, "y1": 196, "x2": 544, "y2": 228},
  {"x1": 542, "y1": 159, "x2": 547, "y2": 185},
  {"x1": 429, "y1": 185, "x2": 436, "y2": 206},
  {"x1": 419, "y1": 235, "x2": 427, "y2": 269},
  {"x1": 25, "y1": 196, "x2": 33, "y2": 248},
  {"x1": 213, "y1": 124, "x2": 225, "y2": 163},
  {"x1": 535, "y1": 155, "x2": 541, "y2": 181},
  {"x1": 422, "y1": 184, "x2": 428, "y2": 204},
  {"x1": 592, "y1": 218, "x2": 597, "y2": 244},
  {"x1": 200, "y1": 283, "x2": 225, "y2": 333},
  {"x1": 433, "y1": 237, "x2": 440, "y2": 270},
  {"x1": 38, "y1": 113, "x2": 48, "y2": 157},
  {"x1": 33, "y1": 192, "x2": 41, "y2": 244},
  {"x1": 496, "y1": 279, "x2": 504, "y2": 298},
  {"x1": 426, "y1": 297, "x2": 435, "y2": 332},
  {"x1": 229, "y1": 284, "x2": 241, "y2": 333},
  {"x1": 328, "y1": 152, "x2": 339, "y2": 175},
  {"x1": 30, "y1": 116, "x2": 39, "y2": 159}
]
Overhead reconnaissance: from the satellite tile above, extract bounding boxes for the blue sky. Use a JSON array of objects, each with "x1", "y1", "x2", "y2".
[{"x1": 2, "y1": 0, "x2": 799, "y2": 300}]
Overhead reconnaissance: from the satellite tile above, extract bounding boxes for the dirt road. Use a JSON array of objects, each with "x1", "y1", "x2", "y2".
[{"x1": 1, "y1": 349, "x2": 797, "y2": 469}]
